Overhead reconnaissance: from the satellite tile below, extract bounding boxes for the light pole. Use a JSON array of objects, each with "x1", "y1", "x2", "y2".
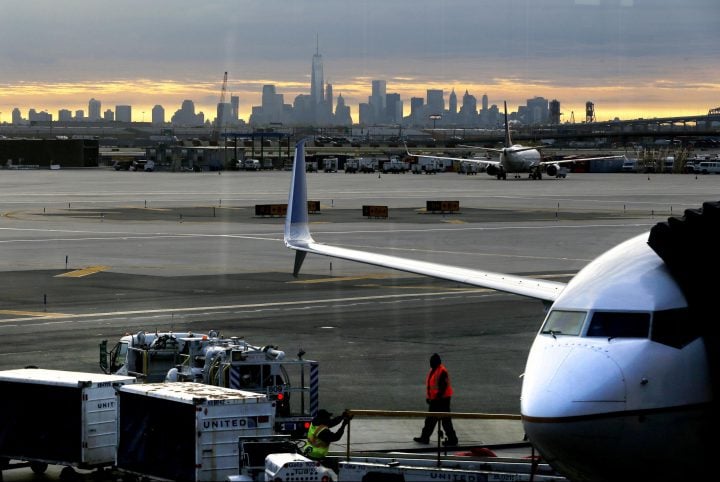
[{"x1": 429, "y1": 114, "x2": 442, "y2": 131}]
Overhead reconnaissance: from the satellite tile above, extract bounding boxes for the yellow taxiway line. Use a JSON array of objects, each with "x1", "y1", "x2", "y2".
[
  {"x1": 55, "y1": 265, "x2": 111, "y2": 278},
  {"x1": 0, "y1": 310, "x2": 68, "y2": 318}
]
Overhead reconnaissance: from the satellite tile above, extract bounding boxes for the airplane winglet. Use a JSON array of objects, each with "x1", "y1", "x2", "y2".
[
  {"x1": 292, "y1": 250, "x2": 307, "y2": 278},
  {"x1": 285, "y1": 139, "x2": 313, "y2": 275}
]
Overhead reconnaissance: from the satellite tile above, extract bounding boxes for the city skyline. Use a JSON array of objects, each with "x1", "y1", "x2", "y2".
[{"x1": 1, "y1": 1, "x2": 718, "y2": 124}]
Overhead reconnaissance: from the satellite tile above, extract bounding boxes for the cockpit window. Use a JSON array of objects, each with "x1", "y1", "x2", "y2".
[
  {"x1": 652, "y1": 308, "x2": 700, "y2": 348},
  {"x1": 541, "y1": 310, "x2": 587, "y2": 336},
  {"x1": 586, "y1": 312, "x2": 650, "y2": 339}
]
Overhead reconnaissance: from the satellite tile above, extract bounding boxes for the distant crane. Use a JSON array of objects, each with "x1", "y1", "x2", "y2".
[{"x1": 211, "y1": 71, "x2": 228, "y2": 144}]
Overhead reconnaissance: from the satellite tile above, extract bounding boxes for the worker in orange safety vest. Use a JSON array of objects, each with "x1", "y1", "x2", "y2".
[{"x1": 413, "y1": 353, "x2": 458, "y2": 446}]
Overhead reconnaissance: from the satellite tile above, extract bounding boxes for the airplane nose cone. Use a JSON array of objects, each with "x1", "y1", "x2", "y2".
[
  {"x1": 521, "y1": 342, "x2": 626, "y2": 419},
  {"x1": 521, "y1": 342, "x2": 628, "y2": 482},
  {"x1": 521, "y1": 341, "x2": 713, "y2": 482}
]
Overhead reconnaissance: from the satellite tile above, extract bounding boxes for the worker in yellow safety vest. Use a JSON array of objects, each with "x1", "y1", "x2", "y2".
[
  {"x1": 304, "y1": 409, "x2": 352, "y2": 460},
  {"x1": 413, "y1": 353, "x2": 459, "y2": 446}
]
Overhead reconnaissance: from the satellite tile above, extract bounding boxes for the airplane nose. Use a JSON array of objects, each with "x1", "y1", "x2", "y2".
[
  {"x1": 521, "y1": 343, "x2": 628, "y2": 481},
  {"x1": 521, "y1": 342, "x2": 626, "y2": 419}
]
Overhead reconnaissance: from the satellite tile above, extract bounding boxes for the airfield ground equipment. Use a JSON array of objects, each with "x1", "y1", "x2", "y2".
[
  {"x1": 116, "y1": 383, "x2": 274, "y2": 482},
  {"x1": 0, "y1": 368, "x2": 134, "y2": 480},
  {"x1": 100, "y1": 330, "x2": 318, "y2": 437}
]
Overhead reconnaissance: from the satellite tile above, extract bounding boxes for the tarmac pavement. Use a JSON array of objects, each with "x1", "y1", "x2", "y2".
[{"x1": 1, "y1": 169, "x2": 719, "y2": 479}]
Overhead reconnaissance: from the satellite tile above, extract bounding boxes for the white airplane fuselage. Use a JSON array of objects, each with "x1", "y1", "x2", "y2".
[
  {"x1": 500, "y1": 145, "x2": 542, "y2": 172},
  {"x1": 521, "y1": 234, "x2": 712, "y2": 481}
]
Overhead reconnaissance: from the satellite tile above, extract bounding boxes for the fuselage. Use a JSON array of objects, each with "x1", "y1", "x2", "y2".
[
  {"x1": 521, "y1": 234, "x2": 712, "y2": 481},
  {"x1": 500, "y1": 145, "x2": 542, "y2": 172}
]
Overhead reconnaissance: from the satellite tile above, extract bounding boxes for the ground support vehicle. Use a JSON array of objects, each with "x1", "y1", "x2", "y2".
[
  {"x1": 412, "y1": 158, "x2": 440, "y2": 174},
  {"x1": 358, "y1": 157, "x2": 377, "y2": 173},
  {"x1": 0, "y1": 368, "x2": 134, "y2": 480},
  {"x1": 381, "y1": 158, "x2": 408, "y2": 173},
  {"x1": 243, "y1": 159, "x2": 261, "y2": 170},
  {"x1": 100, "y1": 331, "x2": 319, "y2": 437},
  {"x1": 697, "y1": 160, "x2": 720, "y2": 174},
  {"x1": 344, "y1": 158, "x2": 359, "y2": 173},
  {"x1": 228, "y1": 450, "x2": 568, "y2": 481},
  {"x1": 458, "y1": 161, "x2": 479, "y2": 175},
  {"x1": 116, "y1": 383, "x2": 274, "y2": 482},
  {"x1": 323, "y1": 157, "x2": 338, "y2": 172},
  {"x1": 227, "y1": 435, "x2": 332, "y2": 482}
]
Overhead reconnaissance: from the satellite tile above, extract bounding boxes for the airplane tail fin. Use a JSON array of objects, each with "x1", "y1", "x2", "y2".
[
  {"x1": 284, "y1": 139, "x2": 313, "y2": 276},
  {"x1": 504, "y1": 101, "x2": 512, "y2": 147}
]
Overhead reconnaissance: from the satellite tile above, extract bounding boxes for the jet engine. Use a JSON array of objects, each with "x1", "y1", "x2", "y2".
[
  {"x1": 486, "y1": 164, "x2": 499, "y2": 176},
  {"x1": 545, "y1": 164, "x2": 561, "y2": 177}
]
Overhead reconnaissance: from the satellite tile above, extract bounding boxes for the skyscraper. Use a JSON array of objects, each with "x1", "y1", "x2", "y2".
[
  {"x1": 335, "y1": 94, "x2": 352, "y2": 126},
  {"x1": 152, "y1": 105, "x2": 165, "y2": 125},
  {"x1": 526, "y1": 97, "x2": 549, "y2": 125},
  {"x1": 311, "y1": 40, "x2": 324, "y2": 107},
  {"x1": 116, "y1": 105, "x2": 132, "y2": 123},
  {"x1": 410, "y1": 97, "x2": 424, "y2": 125},
  {"x1": 88, "y1": 98, "x2": 101, "y2": 121},
  {"x1": 325, "y1": 83, "x2": 334, "y2": 120},
  {"x1": 386, "y1": 93, "x2": 402, "y2": 124},
  {"x1": 426, "y1": 90, "x2": 444, "y2": 117},
  {"x1": 231, "y1": 95, "x2": 240, "y2": 123},
  {"x1": 449, "y1": 89, "x2": 457, "y2": 115},
  {"x1": 58, "y1": 109, "x2": 72, "y2": 122},
  {"x1": 11, "y1": 108, "x2": 23, "y2": 125},
  {"x1": 370, "y1": 80, "x2": 387, "y2": 123}
]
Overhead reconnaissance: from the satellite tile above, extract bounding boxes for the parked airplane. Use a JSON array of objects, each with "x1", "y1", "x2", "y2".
[
  {"x1": 407, "y1": 101, "x2": 623, "y2": 179},
  {"x1": 284, "y1": 139, "x2": 715, "y2": 481}
]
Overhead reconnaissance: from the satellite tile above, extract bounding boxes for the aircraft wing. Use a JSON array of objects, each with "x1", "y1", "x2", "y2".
[
  {"x1": 285, "y1": 140, "x2": 565, "y2": 303},
  {"x1": 416, "y1": 154, "x2": 500, "y2": 168},
  {"x1": 539, "y1": 154, "x2": 626, "y2": 166},
  {"x1": 406, "y1": 144, "x2": 500, "y2": 168}
]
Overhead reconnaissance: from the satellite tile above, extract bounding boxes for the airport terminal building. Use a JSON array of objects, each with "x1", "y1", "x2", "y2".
[{"x1": 0, "y1": 138, "x2": 99, "y2": 168}]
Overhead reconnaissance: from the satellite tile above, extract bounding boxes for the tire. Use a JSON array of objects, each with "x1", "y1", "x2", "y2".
[
  {"x1": 59, "y1": 466, "x2": 78, "y2": 481},
  {"x1": 30, "y1": 461, "x2": 48, "y2": 474}
]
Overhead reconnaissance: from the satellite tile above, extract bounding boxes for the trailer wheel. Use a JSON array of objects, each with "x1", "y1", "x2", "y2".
[
  {"x1": 30, "y1": 462, "x2": 48, "y2": 474},
  {"x1": 59, "y1": 466, "x2": 78, "y2": 481}
]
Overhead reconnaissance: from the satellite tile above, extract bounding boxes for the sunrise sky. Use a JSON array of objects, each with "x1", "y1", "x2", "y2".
[{"x1": 1, "y1": 0, "x2": 718, "y2": 123}]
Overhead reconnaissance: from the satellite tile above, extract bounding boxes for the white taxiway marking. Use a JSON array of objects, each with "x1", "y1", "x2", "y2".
[{"x1": 0, "y1": 288, "x2": 503, "y2": 324}]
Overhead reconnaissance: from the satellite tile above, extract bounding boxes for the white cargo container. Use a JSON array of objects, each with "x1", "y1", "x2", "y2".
[
  {"x1": 0, "y1": 368, "x2": 134, "y2": 472},
  {"x1": 117, "y1": 383, "x2": 274, "y2": 482}
]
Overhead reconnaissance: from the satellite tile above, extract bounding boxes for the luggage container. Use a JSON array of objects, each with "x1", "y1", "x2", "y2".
[
  {"x1": 117, "y1": 383, "x2": 274, "y2": 482},
  {"x1": 0, "y1": 368, "x2": 134, "y2": 475}
]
